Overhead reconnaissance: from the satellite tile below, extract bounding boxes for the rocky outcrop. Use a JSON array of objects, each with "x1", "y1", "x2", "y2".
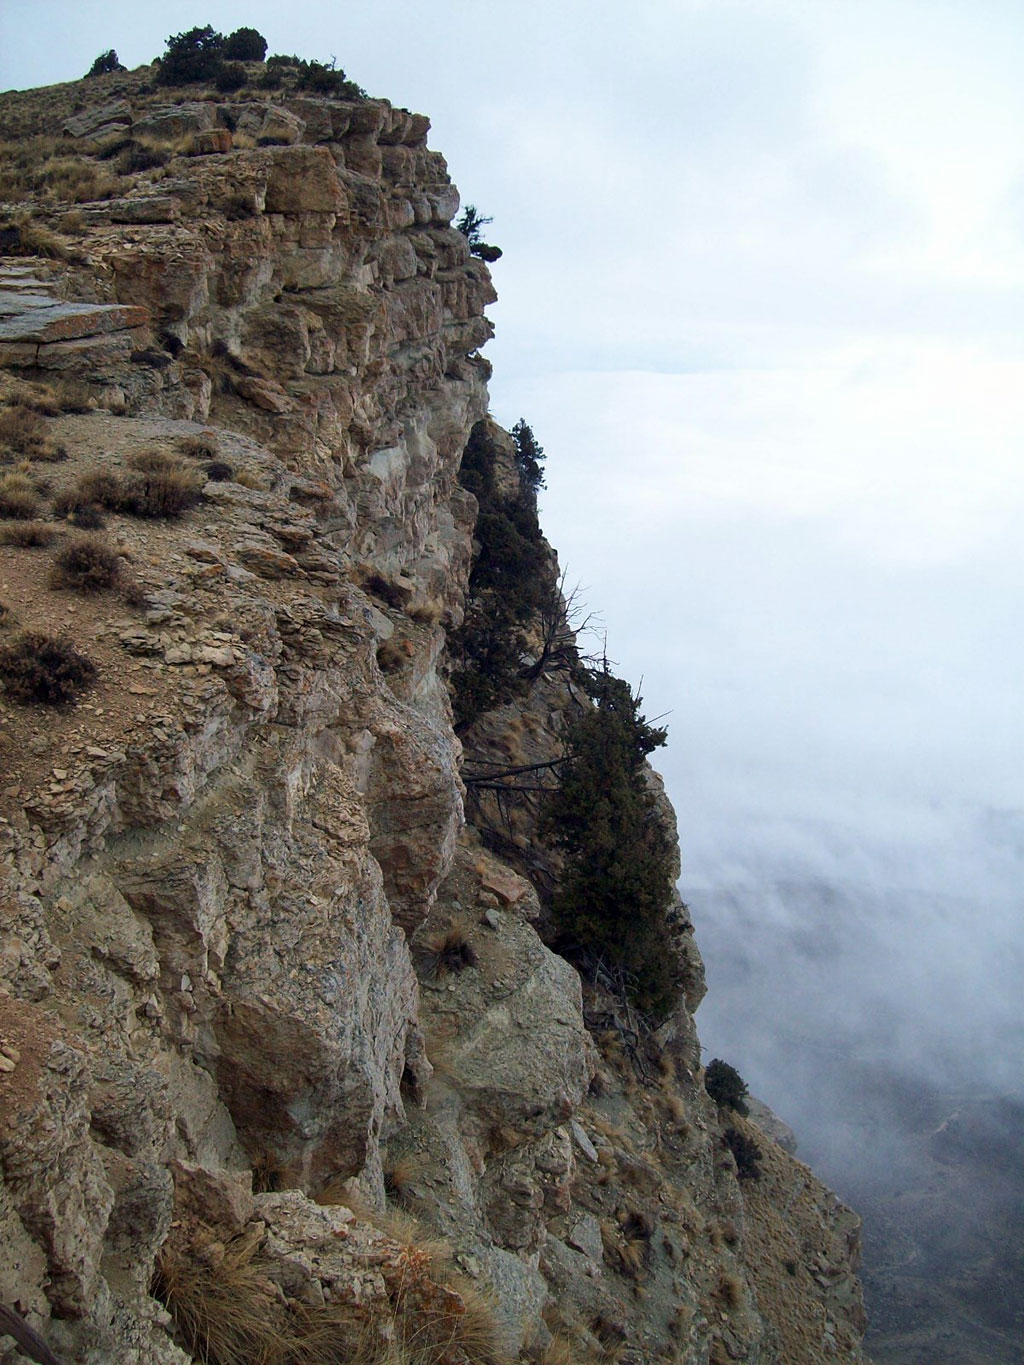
[{"x1": 0, "y1": 67, "x2": 868, "y2": 1364}]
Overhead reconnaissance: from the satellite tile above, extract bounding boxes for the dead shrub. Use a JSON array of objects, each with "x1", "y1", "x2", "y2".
[
  {"x1": 49, "y1": 534, "x2": 121, "y2": 593},
  {"x1": 0, "y1": 521, "x2": 56, "y2": 547},
  {"x1": 120, "y1": 575, "x2": 150, "y2": 608},
  {"x1": 0, "y1": 631, "x2": 96, "y2": 704},
  {"x1": 66, "y1": 468, "x2": 122, "y2": 508}
]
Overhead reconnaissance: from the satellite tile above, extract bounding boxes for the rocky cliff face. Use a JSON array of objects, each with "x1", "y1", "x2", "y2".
[{"x1": 0, "y1": 66, "x2": 869, "y2": 1364}]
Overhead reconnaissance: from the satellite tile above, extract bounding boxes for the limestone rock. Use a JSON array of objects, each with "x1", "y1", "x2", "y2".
[{"x1": 0, "y1": 63, "x2": 870, "y2": 1365}]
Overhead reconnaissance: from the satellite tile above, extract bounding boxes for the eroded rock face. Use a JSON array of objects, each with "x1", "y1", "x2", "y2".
[{"x1": 0, "y1": 72, "x2": 869, "y2": 1365}]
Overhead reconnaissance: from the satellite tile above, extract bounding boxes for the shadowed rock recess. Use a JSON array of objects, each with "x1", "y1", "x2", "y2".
[{"x1": 0, "y1": 66, "x2": 870, "y2": 1364}]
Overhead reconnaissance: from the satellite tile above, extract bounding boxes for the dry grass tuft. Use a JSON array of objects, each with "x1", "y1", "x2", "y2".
[
  {"x1": 157, "y1": 1213, "x2": 508, "y2": 1365},
  {"x1": 178, "y1": 432, "x2": 219, "y2": 460},
  {"x1": 0, "y1": 520, "x2": 56, "y2": 548},
  {"x1": 120, "y1": 451, "x2": 203, "y2": 517},
  {"x1": 0, "y1": 216, "x2": 83, "y2": 261},
  {"x1": 0, "y1": 404, "x2": 47, "y2": 454},
  {"x1": 420, "y1": 928, "x2": 479, "y2": 979},
  {"x1": 0, "y1": 474, "x2": 42, "y2": 520},
  {"x1": 233, "y1": 469, "x2": 266, "y2": 491},
  {"x1": 383, "y1": 1156, "x2": 423, "y2": 1208},
  {"x1": 714, "y1": 1271, "x2": 745, "y2": 1310}
]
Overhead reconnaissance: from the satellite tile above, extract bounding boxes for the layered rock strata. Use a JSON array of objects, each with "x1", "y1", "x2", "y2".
[{"x1": 0, "y1": 68, "x2": 868, "y2": 1364}]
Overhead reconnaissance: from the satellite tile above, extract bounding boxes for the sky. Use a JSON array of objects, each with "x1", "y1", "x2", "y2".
[{"x1": 2, "y1": 0, "x2": 1023, "y2": 1184}]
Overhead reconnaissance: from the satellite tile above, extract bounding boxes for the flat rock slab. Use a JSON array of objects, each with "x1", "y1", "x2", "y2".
[
  {"x1": 1, "y1": 331, "x2": 136, "y2": 373},
  {"x1": 0, "y1": 298, "x2": 149, "y2": 343},
  {"x1": 63, "y1": 99, "x2": 132, "y2": 138},
  {"x1": 77, "y1": 197, "x2": 181, "y2": 226}
]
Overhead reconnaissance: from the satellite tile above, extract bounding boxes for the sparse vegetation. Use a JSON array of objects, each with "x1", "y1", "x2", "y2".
[
  {"x1": 0, "y1": 632, "x2": 96, "y2": 704},
  {"x1": 49, "y1": 534, "x2": 121, "y2": 593},
  {"x1": 0, "y1": 474, "x2": 42, "y2": 520},
  {"x1": 704, "y1": 1059, "x2": 749, "y2": 1115},
  {"x1": 53, "y1": 456, "x2": 203, "y2": 522}
]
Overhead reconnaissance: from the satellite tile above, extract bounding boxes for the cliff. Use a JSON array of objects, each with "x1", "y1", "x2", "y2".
[{"x1": 0, "y1": 62, "x2": 869, "y2": 1365}]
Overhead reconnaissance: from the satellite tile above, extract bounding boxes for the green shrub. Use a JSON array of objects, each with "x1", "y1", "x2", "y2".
[
  {"x1": 704, "y1": 1059, "x2": 749, "y2": 1115},
  {"x1": 86, "y1": 49, "x2": 125, "y2": 77},
  {"x1": 215, "y1": 62, "x2": 248, "y2": 93},
  {"x1": 49, "y1": 534, "x2": 120, "y2": 593},
  {"x1": 293, "y1": 59, "x2": 362, "y2": 98},
  {"x1": 724, "y1": 1127, "x2": 762, "y2": 1180},
  {"x1": 0, "y1": 632, "x2": 96, "y2": 704},
  {"x1": 222, "y1": 27, "x2": 267, "y2": 61},
  {"x1": 542, "y1": 666, "x2": 679, "y2": 1020},
  {"x1": 116, "y1": 142, "x2": 171, "y2": 175}
]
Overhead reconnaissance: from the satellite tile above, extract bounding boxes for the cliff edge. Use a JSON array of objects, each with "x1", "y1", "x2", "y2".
[{"x1": 0, "y1": 61, "x2": 869, "y2": 1365}]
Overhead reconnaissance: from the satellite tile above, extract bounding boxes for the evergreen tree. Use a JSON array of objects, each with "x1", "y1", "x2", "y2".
[
  {"x1": 86, "y1": 50, "x2": 125, "y2": 77},
  {"x1": 448, "y1": 421, "x2": 553, "y2": 727},
  {"x1": 704, "y1": 1059, "x2": 750, "y2": 1114},
  {"x1": 511, "y1": 419, "x2": 546, "y2": 492},
  {"x1": 542, "y1": 667, "x2": 679, "y2": 1019},
  {"x1": 455, "y1": 205, "x2": 503, "y2": 262},
  {"x1": 223, "y1": 27, "x2": 268, "y2": 61},
  {"x1": 157, "y1": 26, "x2": 225, "y2": 85}
]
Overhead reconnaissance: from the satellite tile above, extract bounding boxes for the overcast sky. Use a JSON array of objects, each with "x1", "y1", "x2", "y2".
[{"x1": 3, "y1": 2, "x2": 1023, "y2": 1149}]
